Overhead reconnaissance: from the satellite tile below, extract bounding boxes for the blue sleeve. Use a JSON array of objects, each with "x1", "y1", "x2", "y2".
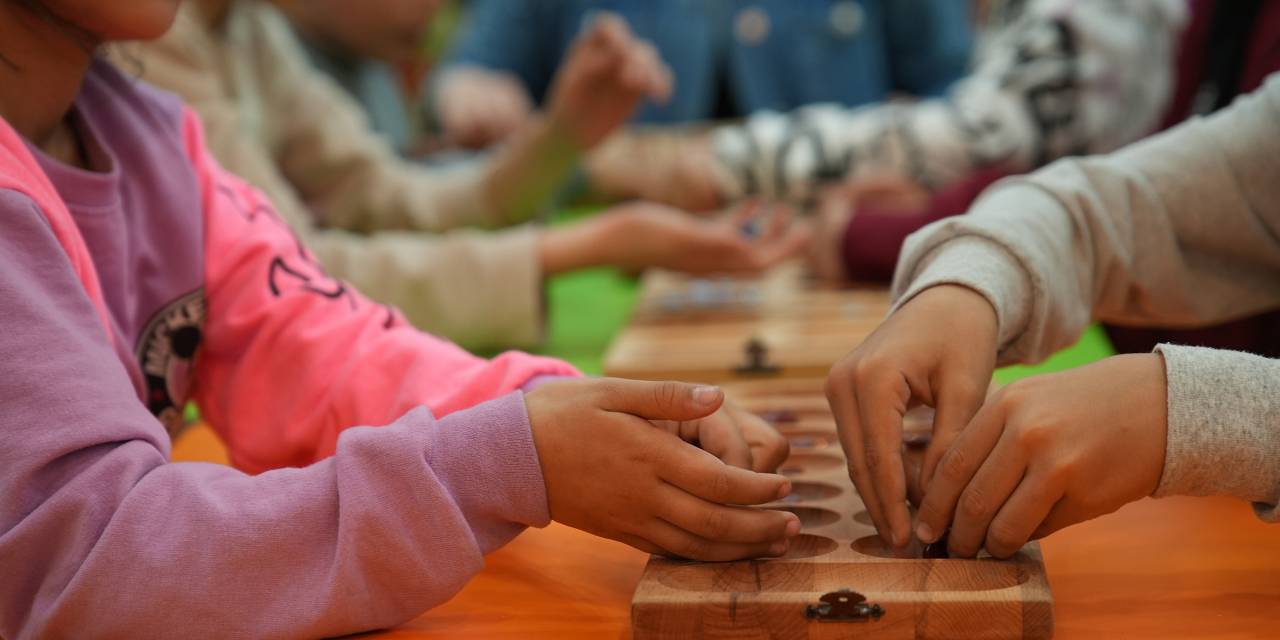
[
  {"x1": 444, "y1": 0, "x2": 564, "y2": 102},
  {"x1": 883, "y1": 0, "x2": 973, "y2": 96}
]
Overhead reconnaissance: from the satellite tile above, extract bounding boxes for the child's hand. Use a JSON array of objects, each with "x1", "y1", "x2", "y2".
[
  {"x1": 526, "y1": 378, "x2": 801, "y2": 560},
  {"x1": 539, "y1": 201, "x2": 812, "y2": 276},
  {"x1": 651, "y1": 398, "x2": 791, "y2": 473},
  {"x1": 913, "y1": 354, "x2": 1167, "y2": 558},
  {"x1": 544, "y1": 13, "x2": 673, "y2": 150},
  {"x1": 436, "y1": 66, "x2": 533, "y2": 149},
  {"x1": 808, "y1": 176, "x2": 932, "y2": 281},
  {"x1": 825, "y1": 285, "x2": 999, "y2": 548},
  {"x1": 586, "y1": 131, "x2": 726, "y2": 213}
]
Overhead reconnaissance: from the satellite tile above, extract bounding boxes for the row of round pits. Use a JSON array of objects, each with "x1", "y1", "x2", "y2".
[
  {"x1": 777, "y1": 481, "x2": 842, "y2": 504},
  {"x1": 778, "y1": 452, "x2": 843, "y2": 476},
  {"x1": 785, "y1": 430, "x2": 835, "y2": 450}
]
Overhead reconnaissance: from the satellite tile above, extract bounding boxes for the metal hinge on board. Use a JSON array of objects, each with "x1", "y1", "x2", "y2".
[{"x1": 804, "y1": 589, "x2": 885, "y2": 622}]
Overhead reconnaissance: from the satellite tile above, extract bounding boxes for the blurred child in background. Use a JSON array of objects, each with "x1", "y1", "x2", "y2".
[
  {"x1": 591, "y1": 0, "x2": 1187, "y2": 257},
  {"x1": 0, "y1": 0, "x2": 800, "y2": 637},
  {"x1": 116, "y1": 1, "x2": 810, "y2": 351},
  {"x1": 432, "y1": 0, "x2": 973, "y2": 149}
]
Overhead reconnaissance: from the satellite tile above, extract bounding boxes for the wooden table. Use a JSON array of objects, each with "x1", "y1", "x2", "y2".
[
  {"x1": 602, "y1": 264, "x2": 891, "y2": 383},
  {"x1": 376, "y1": 495, "x2": 1280, "y2": 639}
]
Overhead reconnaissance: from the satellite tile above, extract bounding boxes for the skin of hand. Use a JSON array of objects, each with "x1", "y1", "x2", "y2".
[
  {"x1": 537, "y1": 200, "x2": 813, "y2": 277},
  {"x1": 808, "y1": 176, "x2": 932, "y2": 281},
  {"x1": 525, "y1": 378, "x2": 803, "y2": 561},
  {"x1": 469, "y1": 14, "x2": 673, "y2": 222},
  {"x1": 436, "y1": 66, "x2": 534, "y2": 149},
  {"x1": 651, "y1": 399, "x2": 792, "y2": 473},
  {"x1": 914, "y1": 353, "x2": 1167, "y2": 558},
  {"x1": 542, "y1": 12, "x2": 673, "y2": 150},
  {"x1": 824, "y1": 284, "x2": 999, "y2": 548},
  {"x1": 586, "y1": 130, "x2": 725, "y2": 213}
]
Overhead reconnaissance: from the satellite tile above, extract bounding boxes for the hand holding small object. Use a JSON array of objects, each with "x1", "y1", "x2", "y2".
[{"x1": 526, "y1": 378, "x2": 802, "y2": 561}]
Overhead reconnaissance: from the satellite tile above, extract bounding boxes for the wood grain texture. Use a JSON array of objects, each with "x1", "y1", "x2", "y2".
[
  {"x1": 630, "y1": 379, "x2": 1053, "y2": 639},
  {"x1": 170, "y1": 424, "x2": 1280, "y2": 639},
  {"x1": 602, "y1": 264, "x2": 890, "y2": 383}
]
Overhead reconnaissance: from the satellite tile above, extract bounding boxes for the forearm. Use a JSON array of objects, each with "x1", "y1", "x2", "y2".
[
  {"x1": 6, "y1": 394, "x2": 549, "y2": 639},
  {"x1": 1153, "y1": 345, "x2": 1280, "y2": 521},
  {"x1": 536, "y1": 214, "x2": 614, "y2": 276},
  {"x1": 309, "y1": 225, "x2": 545, "y2": 350},
  {"x1": 479, "y1": 115, "x2": 582, "y2": 225},
  {"x1": 894, "y1": 77, "x2": 1280, "y2": 364}
]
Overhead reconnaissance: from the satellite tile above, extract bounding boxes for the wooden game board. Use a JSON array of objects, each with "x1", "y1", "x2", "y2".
[
  {"x1": 603, "y1": 263, "x2": 891, "y2": 383},
  {"x1": 631, "y1": 378, "x2": 1055, "y2": 639}
]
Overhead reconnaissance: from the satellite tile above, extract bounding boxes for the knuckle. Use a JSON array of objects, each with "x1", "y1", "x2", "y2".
[
  {"x1": 996, "y1": 379, "x2": 1035, "y2": 412},
  {"x1": 959, "y1": 486, "x2": 988, "y2": 519},
  {"x1": 823, "y1": 369, "x2": 847, "y2": 401},
  {"x1": 985, "y1": 521, "x2": 1023, "y2": 556},
  {"x1": 653, "y1": 382, "x2": 682, "y2": 410},
  {"x1": 701, "y1": 509, "x2": 729, "y2": 539},
  {"x1": 709, "y1": 470, "x2": 733, "y2": 503},
  {"x1": 939, "y1": 447, "x2": 970, "y2": 483},
  {"x1": 676, "y1": 536, "x2": 710, "y2": 560},
  {"x1": 862, "y1": 445, "x2": 882, "y2": 472},
  {"x1": 946, "y1": 376, "x2": 986, "y2": 405},
  {"x1": 1013, "y1": 420, "x2": 1052, "y2": 451}
]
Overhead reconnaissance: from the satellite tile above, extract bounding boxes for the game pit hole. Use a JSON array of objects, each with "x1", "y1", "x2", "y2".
[
  {"x1": 777, "y1": 452, "x2": 844, "y2": 476},
  {"x1": 852, "y1": 510, "x2": 873, "y2": 526},
  {"x1": 769, "y1": 506, "x2": 841, "y2": 528},
  {"x1": 779, "y1": 533, "x2": 840, "y2": 559},
  {"x1": 777, "y1": 481, "x2": 842, "y2": 504},
  {"x1": 785, "y1": 430, "x2": 836, "y2": 450}
]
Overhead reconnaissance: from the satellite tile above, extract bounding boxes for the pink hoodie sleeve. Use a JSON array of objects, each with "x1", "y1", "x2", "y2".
[{"x1": 178, "y1": 107, "x2": 578, "y2": 473}]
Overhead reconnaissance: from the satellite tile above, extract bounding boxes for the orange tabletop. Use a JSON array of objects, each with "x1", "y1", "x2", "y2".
[{"x1": 377, "y1": 495, "x2": 1279, "y2": 639}]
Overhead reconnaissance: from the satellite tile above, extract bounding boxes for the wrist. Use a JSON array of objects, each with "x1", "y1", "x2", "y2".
[{"x1": 537, "y1": 216, "x2": 614, "y2": 276}]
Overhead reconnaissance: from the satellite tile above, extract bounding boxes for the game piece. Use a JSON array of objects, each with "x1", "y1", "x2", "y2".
[{"x1": 631, "y1": 379, "x2": 1054, "y2": 639}]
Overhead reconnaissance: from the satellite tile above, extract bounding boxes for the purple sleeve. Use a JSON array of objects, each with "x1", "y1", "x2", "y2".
[
  {"x1": 0, "y1": 191, "x2": 550, "y2": 638},
  {"x1": 843, "y1": 169, "x2": 1015, "y2": 281}
]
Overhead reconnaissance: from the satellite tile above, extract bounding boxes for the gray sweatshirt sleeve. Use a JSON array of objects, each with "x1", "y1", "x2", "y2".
[{"x1": 891, "y1": 75, "x2": 1280, "y2": 518}]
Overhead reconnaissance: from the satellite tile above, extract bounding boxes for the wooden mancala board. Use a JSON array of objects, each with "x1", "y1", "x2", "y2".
[
  {"x1": 631, "y1": 379, "x2": 1055, "y2": 639},
  {"x1": 603, "y1": 263, "x2": 891, "y2": 383}
]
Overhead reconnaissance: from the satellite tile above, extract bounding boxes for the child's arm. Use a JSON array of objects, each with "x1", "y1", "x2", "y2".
[
  {"x1": 110, "y1": 9, "x2": 549, "y2": 352},
  {"x1": 825, "y1": 73, "x2": 1280, "y2": 547},
  {"x1": 0, "y1": 200, "x2": 796, "y2": 636},
  {"x1": 180, "y1": 106, "x2": 576, "y2": 473},
  {"x1": 0, "y1": 192, "x2": 547, "y2": 638},
  {"x1": 708, "y1": 0, "x2": 1185, "y2": 203}
]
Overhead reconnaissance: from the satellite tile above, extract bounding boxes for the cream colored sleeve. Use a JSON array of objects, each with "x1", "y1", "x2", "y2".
[
  {"x1": 114, "y1": 5, "x2": 544, "y2": 350},
  {"x1": 247, "y1": 4, "x2": 500, "y2": 234}
]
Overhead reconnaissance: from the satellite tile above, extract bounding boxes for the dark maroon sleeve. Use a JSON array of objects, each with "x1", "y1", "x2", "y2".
[{"x1": 842, "y1": 169, "x2": 1014, "y2": 281}]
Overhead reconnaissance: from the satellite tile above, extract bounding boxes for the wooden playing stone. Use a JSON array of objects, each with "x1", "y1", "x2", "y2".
[
  {"x1": 604, "y1": 263, "x2": 892, "y2": 383},
  {"x1": 630, "y1": 378, "x2": 1055, "y2": 639}
]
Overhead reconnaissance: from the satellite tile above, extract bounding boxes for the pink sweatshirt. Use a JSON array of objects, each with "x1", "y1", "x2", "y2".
[{"x1": 0, "y1": 60, "x2": 578, "y2": 638}]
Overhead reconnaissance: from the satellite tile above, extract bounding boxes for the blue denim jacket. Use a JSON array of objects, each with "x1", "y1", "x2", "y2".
[{"x1": 443, "y1": 0, "x2": 973, "y2": 123}]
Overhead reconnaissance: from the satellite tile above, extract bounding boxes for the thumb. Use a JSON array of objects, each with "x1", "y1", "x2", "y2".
[{"x1": 595, "y1": 378, "x2": 725, "y2": 422}]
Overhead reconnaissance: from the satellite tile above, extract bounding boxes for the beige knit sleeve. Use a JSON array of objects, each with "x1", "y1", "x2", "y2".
[
  {"x1": 248, "y1": 5, "x2": 500, "y2": 234},
  {"x1": 114, "y1": 5, "x2": 545, "y2": 350},
  {"x1": 892, "y1": 75, "x2": 1280, "y2": 517}
]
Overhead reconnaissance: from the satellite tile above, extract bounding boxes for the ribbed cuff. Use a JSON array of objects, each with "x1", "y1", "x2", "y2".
[
  {"x1": 891, "y1": 236, "x2": 1033, "y2": 353},
  {"x1": 1152, "y1": 344, "x2": 1280, "y2": 521}
]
